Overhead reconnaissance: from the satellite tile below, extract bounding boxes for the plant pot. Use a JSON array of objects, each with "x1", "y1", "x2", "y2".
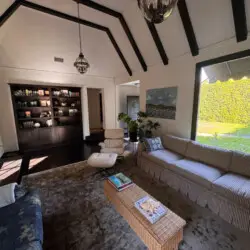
[{"x1": 129, "y1": 131, "x2": 138, "y2": 142}]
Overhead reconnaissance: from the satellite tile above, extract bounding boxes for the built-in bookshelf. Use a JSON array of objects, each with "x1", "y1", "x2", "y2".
[{"x1": 10, "y1": 84, "x2": 83, "y2": 151}]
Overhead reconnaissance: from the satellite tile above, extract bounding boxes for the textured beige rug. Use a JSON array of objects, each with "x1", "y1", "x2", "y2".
[{"x1": 22, "y1": 159, "x2": 250, "y2": 250}]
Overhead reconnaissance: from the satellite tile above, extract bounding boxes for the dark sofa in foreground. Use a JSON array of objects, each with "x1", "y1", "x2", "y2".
[{"x1": 0, "y1": 187, "x2": 43, "y2": 250}]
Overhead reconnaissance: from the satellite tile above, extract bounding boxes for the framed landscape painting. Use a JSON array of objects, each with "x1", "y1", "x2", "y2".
[{"x1": 146, "y1": 87, "x2": 178, "y2": 119}]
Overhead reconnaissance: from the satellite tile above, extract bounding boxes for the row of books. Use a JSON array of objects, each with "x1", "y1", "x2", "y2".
[{"x1": 108, "y1": 173, "x2": 167, "y2": 224}]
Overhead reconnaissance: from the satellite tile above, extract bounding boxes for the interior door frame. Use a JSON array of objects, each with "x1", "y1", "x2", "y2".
[
  {"x1": 191, "y1": 48, "x2": 250, "y2": 140},
  {"x1": 127, "y1": 95, "x2": 139, "y2": 118}
]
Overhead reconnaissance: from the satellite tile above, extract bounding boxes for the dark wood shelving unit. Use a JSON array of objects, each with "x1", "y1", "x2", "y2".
[{"x1": 10, "y1": 84, "x2": 83, "y2": 152}]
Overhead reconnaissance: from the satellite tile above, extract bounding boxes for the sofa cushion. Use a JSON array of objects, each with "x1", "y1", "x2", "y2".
[
  {"x1": 161, "y1": 135, "x2": 190, "y2": 156},
  {"x1": 0, "y1": 190, "x2": 43, "y2": 250},
  {"x1": 104, "y1": 139, "x2": 124, "y2": 148},
  {"x1": 212, "y1": 173, "x2": 250, "y2": 209},
  {"x1": 144, "y1": 137, "x2": 164, "y2": 152},
  {"x1": 101, "y1": 148, "x2": 124, "y2": 155},
  {"x1": 142, "y1": 149, "x2": 183, "y2": 168},
  {"x1": 105, "y1": 129, "x2": 124, "y2": 139},
  {"x1": 171, "y1": 159, "x2": 224, "y2": 189},
  {"x1": 185, "y1": 141, "x2": 232, "y2": 171},
  {"x1": 229, "y1": 151, "x2": 250, "y2": 178}
]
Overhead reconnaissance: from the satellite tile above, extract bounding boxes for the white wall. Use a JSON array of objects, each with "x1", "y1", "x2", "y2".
[
  {"x1": 115, "y1": 38, "x2": 250, "y2": 139},
  {"x1": 0, "y1": 135, "x2": 3, "y2": 158},
  {"x1": 0, "y1": 67, "x2": 116, "y2": 152}
]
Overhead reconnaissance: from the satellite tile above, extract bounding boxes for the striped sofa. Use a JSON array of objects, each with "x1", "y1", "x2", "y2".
[{"x1": 137, "y1": 134, "x2": 250, "y2": 232}]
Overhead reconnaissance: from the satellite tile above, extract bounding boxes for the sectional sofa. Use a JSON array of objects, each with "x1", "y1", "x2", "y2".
[{"x1": 137, "y1": 135, "x2": 250, "y2": 232}]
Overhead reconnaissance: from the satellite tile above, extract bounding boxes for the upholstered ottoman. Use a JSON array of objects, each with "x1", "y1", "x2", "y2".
[{"x1": 87, "y1": 153, "x2": 118, "y2": 169}]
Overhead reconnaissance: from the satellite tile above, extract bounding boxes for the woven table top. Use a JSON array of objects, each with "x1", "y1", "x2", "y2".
[{"x1": 104, "y1": 180, "x2": 186, "y2": 245}]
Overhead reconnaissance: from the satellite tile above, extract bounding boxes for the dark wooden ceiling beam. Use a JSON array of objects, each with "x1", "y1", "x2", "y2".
[
  {"x1": 146, "y1": 21, "x2": 169, "y2": 65},
  {"x1": 21, "y1": 1, "x2": 132, "y2": 76},
  {"x1": 231, "y1": 0, "x2": 248, "y2": 43},
  {"x1": 0, "y1": 0, "x2": 22, "y2": 27},
  {"x1": 75, "y1": 0, "x2": 147, "y2": 72},
  {"x1": 177, "y1": 0, "x2": 199, "y2": 56}
]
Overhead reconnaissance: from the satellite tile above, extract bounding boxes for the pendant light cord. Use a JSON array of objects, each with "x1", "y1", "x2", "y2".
[{"x1": 77, "y1": 3, "x2": 82, "y2": 53}]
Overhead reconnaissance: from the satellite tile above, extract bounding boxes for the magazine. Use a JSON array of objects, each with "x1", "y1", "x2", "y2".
[
  {"x1": 108, "y1": 173, "x2": 133, "y2": 191},
  {"x1": 134, "y1": 196, "x2": 167, "y2": 224}
]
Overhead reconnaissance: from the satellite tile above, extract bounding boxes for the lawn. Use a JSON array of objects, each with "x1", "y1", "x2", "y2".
[
  {"x1": 197, "y1": 121, "x2": 250, "y2": 136},
  {"x1": 197, "y1": 136, "x2": 250, "y2": 154},
  {"x1": 196, "y1": 121, "x2": 250, "y2": 153}
]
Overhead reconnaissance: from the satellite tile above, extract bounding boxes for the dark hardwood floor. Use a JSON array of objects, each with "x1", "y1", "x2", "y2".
[{"x1": 0, "y1": 142, "x2": 100, "y2": 185}]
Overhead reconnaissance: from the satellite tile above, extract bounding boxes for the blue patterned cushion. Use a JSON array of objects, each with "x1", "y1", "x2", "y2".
[
  {"x1": 144, "y1": 137, "x2": 164, "y2": 152},
  {"x1": 0, "y1": 190, "x2": 43, "y2": 250}
]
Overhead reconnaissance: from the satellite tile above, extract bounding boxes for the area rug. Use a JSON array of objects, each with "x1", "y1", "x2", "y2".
[{"x1": 22, "y1": 159, "x2": 250, "y2": 250}]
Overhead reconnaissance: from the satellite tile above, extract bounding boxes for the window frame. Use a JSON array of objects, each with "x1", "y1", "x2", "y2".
[{"x1": 191, "y1": 49, "x2": 250, "y2": 140}]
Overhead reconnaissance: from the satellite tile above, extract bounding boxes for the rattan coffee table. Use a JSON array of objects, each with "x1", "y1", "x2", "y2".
[{"x1": 104, "y1": 180, "x2": 186, "y2": 250}]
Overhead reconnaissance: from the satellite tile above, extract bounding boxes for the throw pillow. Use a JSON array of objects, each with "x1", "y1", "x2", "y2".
[
  {"x1": 144, "y1": 137, "x2": 164, "y2": 152},
  {"x1": 0, "y1": 183, "x2": 17, "y2": 208}
]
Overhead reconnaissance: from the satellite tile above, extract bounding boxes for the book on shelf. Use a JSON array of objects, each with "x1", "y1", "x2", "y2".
[
  {"x1": 134, "y1": 196, "x2": 167, "y2": 224},
  {"x1": 108, "y1": 173, "x2": 133, "y2": 191}
]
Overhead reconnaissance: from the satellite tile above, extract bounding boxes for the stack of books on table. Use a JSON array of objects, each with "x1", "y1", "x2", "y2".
[
  {"x1": 134, "y1": 196, "x2": 167, "y2": 224},
  {"x1": 108, "y1": 173, "x2": 133, "y2": 191}
]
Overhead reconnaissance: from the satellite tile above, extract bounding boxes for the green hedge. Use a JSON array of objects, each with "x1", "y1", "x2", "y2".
[{"x1": 199, "y1": 79, "x2": 250, "y2": 124}]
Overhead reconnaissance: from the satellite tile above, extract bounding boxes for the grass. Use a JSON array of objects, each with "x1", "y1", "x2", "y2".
[
  {"x1": 197, "y1": 121, "x2": 250, "y2": 136},
  {"x1": 197, "y1": 136, "x2": 250, "y2": 154}
]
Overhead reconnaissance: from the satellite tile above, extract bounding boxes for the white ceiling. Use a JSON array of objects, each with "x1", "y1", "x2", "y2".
[{"x1": 0, "y1": 0, "x2": 249, "y2": 78}]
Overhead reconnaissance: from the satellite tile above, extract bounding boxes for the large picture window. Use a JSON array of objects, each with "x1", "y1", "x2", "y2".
[{"x1": 192, "y1": 51, "x2": 250, "y2": 154}]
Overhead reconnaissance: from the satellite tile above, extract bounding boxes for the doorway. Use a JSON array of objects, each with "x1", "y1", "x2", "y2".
[
  {"x1": 127, "y1": 96, "x2": 140, "y2": 121},
  {"x1": 87, "y1": 88, "x2": 104, "y2": 134},
  {"x1": 117, "y1": 81, "x2": 140, "y2": 134}
]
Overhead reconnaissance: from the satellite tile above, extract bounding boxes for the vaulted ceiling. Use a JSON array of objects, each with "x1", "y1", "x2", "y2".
[{"x1": 0, "y1": 0, "x2": 249, "y2": 78}]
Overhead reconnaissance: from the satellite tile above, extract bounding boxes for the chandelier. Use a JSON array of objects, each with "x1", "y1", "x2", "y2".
[
  {"x1": 138, "y1": 0, "x2": 178, "y2": 24},
  {"x1": 74, "y1": 3, "x2": 90, "y2": 74}
]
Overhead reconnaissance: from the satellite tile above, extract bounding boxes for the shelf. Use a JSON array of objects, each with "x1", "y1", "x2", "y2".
[
  {"x1": 18, "y1": 117, "x2": 52, "y2": 121},
  {"x1": 53, "y1": 106, "x2": 80, "y2": 108},
  {"x1": 19, "y1": 126, "x2": 53, "y2": 130},
  {"x1": 54, "y1": 116, "x2": 80, "y2": 119},
  {"x1": 17, "y1": 106, "x2": 51, "y2": 109},
  {"x1": 11, "y1": 84, "x2": 82, "y2": 151},
  {"x1": 14, "y1": 95, "x2": 50, "y2": 99},
  {"x1": 52, "y1": 96, "x2": 80, "y2": 99}
]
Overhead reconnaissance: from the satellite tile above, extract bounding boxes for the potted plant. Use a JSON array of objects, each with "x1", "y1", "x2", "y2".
[
  {"x1": 118, "y1": 113, "x2": 138, "y2": 142},
  {"x1": 118, "y1": 111, "x2": 161, "y2": 142},
  {"x1": 144, "y1": 120, "x2": 160, "y2": 138}
]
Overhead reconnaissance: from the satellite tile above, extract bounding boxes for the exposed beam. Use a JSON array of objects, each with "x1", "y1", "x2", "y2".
[
  {"x1": 75, "y1": 0, "x2": 147, "y2": 72},
  {"x1": 106, "y1": 30, "x2": 132, "y2": 76},
  {"x1": 231, "y1": 0, "x2": 248, "y2": 43},
  {"x1": 0, "y1": 0, "x2": 22, "y2": 27},
  {"x1": 146, "y1": 21, "x2": 168, "y2": 65},
  {"x1": 21, "y1": 1, "x2": 132, "y2": 76},
  {"x1": 177, "y1": 0, "x2": 199, "y2": 56}
]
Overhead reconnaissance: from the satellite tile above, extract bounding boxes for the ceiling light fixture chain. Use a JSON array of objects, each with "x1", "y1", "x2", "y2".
[
  {"x1": 74, "y1": 2, "x2": 90, "y2": 74},
  {"x1": 138, "y1": 0, "x2": 178, "y2": 24},
  {"x1": 77, "y1": 2, "x2": 82, "y2": 53}
]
